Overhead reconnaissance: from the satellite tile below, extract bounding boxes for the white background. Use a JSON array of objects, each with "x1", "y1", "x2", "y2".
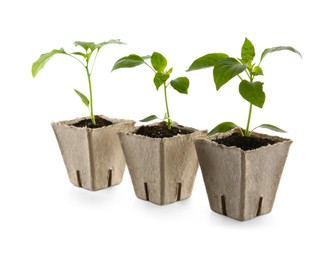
[{"x1": 1, "y1": 0, "x2": 332, "y2": 259}]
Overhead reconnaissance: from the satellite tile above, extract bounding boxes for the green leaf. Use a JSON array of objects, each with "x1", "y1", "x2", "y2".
[
  {"x1": 170, "y1": 77, "x2": 189, "y2": 94},
  {"x1": 74, "y1": 89, "x2": 90, "y2": 107},
  {"x1": 260, "y1": 46, "x2": 302, "y2": 64},
  {"x1": 163, "y1": 113, "x2": 170, "y2": 120},
  {"x1": 239, "y1": 80, "x2": 265, "y2": 108},
  {"x1": 241, "y1": 38, "x2": 255, "y2": 64},
  {"x1": 186, "y1": 53, "x2": 229, "y2": 71},
  {"x1": 166, "y1": 67, "x2": 173, "y2": 74},
  {"x1": 252, "y1": 66, "x2": 263, "y2": 76},
  {"x1": 213, "y1": 58, "x2": 247, "y2": 90},
  {"x1": 74, "y1": 39, "x2": 125, "y2": 58},
  {"x1": 32, "y1": 48, "x2": 67, "y2": 77},
  {"x1": 151, "y1": 52, "x2": 167, "y2": 72},
  {"x1": 74, "y1": 41, "x2": 97, "y2": 51},
  {"x1": 72, "y1": 52, "x2": 87, "y2": 58},
  {"x1": 252, "y1": 124, "x2": 287, "y2": 133},
  {"x1": 139, "y1": 115, "x2": 159, "y2": 122},
  {"x1": 96, "y1": 39, "x2": 126, "y2": 49},
  {"x1": 153, "y1": 72, "x2": 169, "y2": 90},
  {"x1": 208, "y1": 122, "x2": 239, "y2": 136},
  {"x1": 111, "y1": 54, "x2": 149, "y2": 71}
]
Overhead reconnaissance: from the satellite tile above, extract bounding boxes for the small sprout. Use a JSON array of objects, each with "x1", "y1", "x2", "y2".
[
  {"x1": 188, "y1": 38, "x2": 301, "y2": 136},
  {"x1": 140, "y1": 115, "x2": 161, "y2": 122},
  {"x1": 112, "y1": 52, "x2": 190, "y2": 130},
  {"x1": 32, "y1": 39, "x2": 125, "y2": 125}
]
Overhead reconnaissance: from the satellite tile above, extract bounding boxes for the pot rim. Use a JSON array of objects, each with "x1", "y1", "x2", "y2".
[
  {"x1": 194, "y1": 128, "x2": 292, "y2": 153},
  {"x1": 119, "y1": 121, "x2": 207, "y2": 140},
  {"x1": 51, "y1": 115, "x2": 135, "y2": 131}
]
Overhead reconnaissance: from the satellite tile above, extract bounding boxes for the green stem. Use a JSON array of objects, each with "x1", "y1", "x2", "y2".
[
  {"x1": 163, "y1": 82, "x2": 171, "y2": 129},
  {"x1": 67, "y1": 52, "x2": 95, "y2": 125},
  {"x1": 245, "y1": 103, "x2": 252, "y2": 136},
  {"x1": 90, "y1": 49, "x2": 99, "y2": 75},
  {"x1": 245, "y1": 68, "x2": 251, "y2": 79},
  {"x1": 244, "y1": 72, "x2": 256, "y2": 136},
  {"x1": 85, "y1": 66, "x2": 95, "y2": 125},
  {"x1": 67, "y1": 54, "x2": 86, "y2": 68},
  {"x1": 144, "y1": 61, "x2": 156, "y2": 73}
]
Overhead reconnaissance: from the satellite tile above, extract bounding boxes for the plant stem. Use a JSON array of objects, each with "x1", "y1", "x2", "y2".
[
  {"x1": 245, "y1": 103, "x2": 252, "y2": 136},
  {"x1": 67, "y1": 54, "x2": 86, "y2": 68},
  {"x1": 245, "y1": 68, "x2": 251, "y2": 79},
  {"x1": 85, "y1": 65, "x2": 95, "y2": 125},
  {"x1": 90, "y1": 49, "x2": 99, "y2": 74},
  {"x1": 163, "y1": 82, "x2": 172, "y2": 129},
  {"x1": 67, "y1": 52, "x2": 96, "y2": 125},
  {"x1": 144, "y1": 61, "x2": 156, "y2": 73},
  {"x1": 245, "y1": 75, "x2": 255, "y2": 136}
]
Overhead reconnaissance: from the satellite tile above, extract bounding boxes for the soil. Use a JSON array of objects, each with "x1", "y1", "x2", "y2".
[
  {"x1": 136, "y1": 123, "x2": 193, "y2": 138},
  {"x1": 214, "y1": 132, "x2": 278, "y2": 151},
  {"x1": 72, "y1": 116, "x2": 113, "y2": 128}
]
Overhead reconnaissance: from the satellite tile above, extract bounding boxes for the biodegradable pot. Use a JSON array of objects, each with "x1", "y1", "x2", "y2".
[
  {"x1": 194, "y1": 129, "x2": 292, "y2": 221},
  {"x1": 52, "y1": 115, "x2": 135, "y2": 191},
  {"x1": 118, "y1": 122, "x2": 206, "y2": 205}
]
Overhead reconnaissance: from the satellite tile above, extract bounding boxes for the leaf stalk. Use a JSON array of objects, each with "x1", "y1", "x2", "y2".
[
  {"x1": 85, "y1": 65, "x2": 95, "y2": 125},
  {"x1": 163, "y1": 82, "x2": 172, "y2": 129}
]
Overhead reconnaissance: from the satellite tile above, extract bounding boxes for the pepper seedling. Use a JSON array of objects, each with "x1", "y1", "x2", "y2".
[
  {"x1": 112, "y1": 52, "x2": 189, "y2": 129},
  {"x1": 187, "y1": 38, "x2": 302, "y2": 136},
  {"x1": 32, "y1": 39, "x2": 125, "y2": 125}
]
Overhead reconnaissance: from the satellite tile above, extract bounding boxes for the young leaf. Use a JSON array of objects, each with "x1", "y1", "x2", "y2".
[
  {"x1": 74, "y1": 89, "x2": 90, "y2": 107},
  {"x1": 163, "y1": 113, "x2": 170, "y2": 120},
  {"x1": 151, "y1": 52, "x2": 167, "y2": 72},
  {"x1": 74, "y1": 41, "x2": 96, "y2": 51},
  {"x1": 238, "y1": 80, "x2": 265, "y2": 108},
  {"x1": 213, "y1": 58, "x2": 247, "y2": 90},
  {"x1": 208, "y1": 122, "x2": 239, "y2": 136},
  {"x1": 96, "y1": 39, "x2": 126, "y2": 49},
  {"x1": 32, "y1": 48, "x2": 67, "y2": 77},
  {"x1": 170, "y1": 77, "x2": 189, "y2": 94},
  {"x1": 241, "y1": 38, "x2": 255, "y2": 64},
  {"x1": 260, "y1": 46, "x2": 302, "y2": 64},
  {"x1": 72, "y1": 52, "x2": 87, "y2": 58},
  {"x1": 112, "y1": 54, "x2": 149, "y2": 71},
  {"x1": 187, "y1": 53, "x2": 229, "y2": 71},
  {"x1": 166, "y1": 68, "x2": 173, "y2": 74},
  {"x1": 252, "y1": 124, "x2": 287, "y2": 133},
  {"x1": 140, "y1": 115, "x2": 159, "y2": 122},
  {"x1": 153, "y1": 72, "x2": 169, "y2": 90},
  {"x1": 252, "y1": 66, "x2": 263, "y2": 76}
]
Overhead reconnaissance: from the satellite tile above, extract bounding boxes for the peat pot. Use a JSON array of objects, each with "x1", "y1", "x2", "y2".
[
  {"x1": 118, "y1": 122, "x2": 206, "y2": 205},
  {"x1": 194, "y1": 129, "x2": 292, "y2": 221},
  {"x1": 52, "y1": 115, "x2": 135, "y2": 191}
]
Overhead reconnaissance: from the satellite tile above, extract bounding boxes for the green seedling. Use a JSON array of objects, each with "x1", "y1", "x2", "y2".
[
  {"x1": 187, "y1": 37, "x2": 302, "y2": 136},
  {"x1": 112, "y1": 52, "x2": 189, "y2": 129},
  {"x1": 32, "y1": 39, "x2": 125, "y2": 125}
]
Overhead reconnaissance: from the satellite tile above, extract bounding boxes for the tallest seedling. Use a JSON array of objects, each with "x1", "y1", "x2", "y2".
[
  {"x1": 32, "y1": 39, "x2": 125, "y2": 125},
  {"x1": 187, "y1": 38, "x2": 302, "y2": 136}
]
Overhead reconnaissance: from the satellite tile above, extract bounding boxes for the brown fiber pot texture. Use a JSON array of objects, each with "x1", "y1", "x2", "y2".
[
  {"x1": 194, "y1": 129, "x2": 292, "y2": 221},
  {"x1": 118, "y1": 122, "x2": 207, "y2": 205},
  {"x1": 52, "y1": 115, "x2": 135, "y2": 191}
]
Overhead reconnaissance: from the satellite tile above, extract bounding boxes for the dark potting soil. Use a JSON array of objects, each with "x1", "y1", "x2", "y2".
[
  {"x1": 72, "y1": 116, "x2": 113, "y2": 129},
  {"x1": 214, "y1": 132, "x2": 278, "y2": 151},
  {"x1": 136, "y1": 124, "x2": 193, "y2": 138}
]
